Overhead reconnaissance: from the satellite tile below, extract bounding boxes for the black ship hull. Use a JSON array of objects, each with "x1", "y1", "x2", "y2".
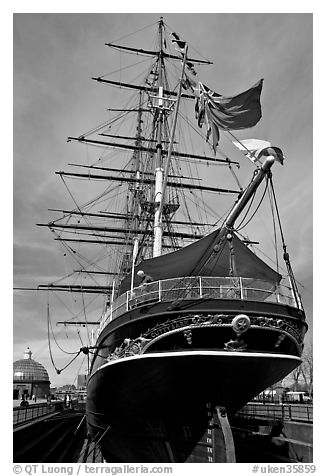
[
  {"x1": 87, "y1": 350, "x2": 300, "y2": 462},
  {"x1": 86, "y1": 297, "x2": 306, "y2": 462}
]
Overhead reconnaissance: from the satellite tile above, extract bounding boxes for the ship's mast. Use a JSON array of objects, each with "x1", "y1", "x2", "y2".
[
  {"x1": 153, "y1": 17, "x2": 165, "y2": 258},
  {"x1": 40, "y1": 19, "x2": 220, "y2": 283},
  {"x1": 153, "y1": 18, "x2": 189, "y2": 257},
  {"x1": 157, "y1": 45, "x2": 188, "y2": 227}
]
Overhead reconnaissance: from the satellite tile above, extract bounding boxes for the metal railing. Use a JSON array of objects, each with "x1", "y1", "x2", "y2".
[
  {"x1": 237, "y1": 402, "x2": 313, "y2": 423},
  {"x1": 13, "y1": 401, "x2": 64, "y2": 426},
  {"x1": 98, "y1": 276, "x2": 296, "y2": 336}
]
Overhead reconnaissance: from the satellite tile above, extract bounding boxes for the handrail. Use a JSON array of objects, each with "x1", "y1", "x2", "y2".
[
  {"x1": 98, "y1": 276, "x2": 296, "y2": 336},
  {"x1": 237, "y1": 402, "x2": 313, "y2": 423},
  {"x1": 13, "y1": 402, "x2": 64, "y2": 426}
]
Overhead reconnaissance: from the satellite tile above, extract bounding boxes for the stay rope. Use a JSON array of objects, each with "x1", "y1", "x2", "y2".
[
  {"x1": 269, "y1": 177, "x2": 302, "y2": 308},
  {"x1": 47, "y1": 293, "x2": 82, "y2": 375},
  {"x1": 268, "y1": 184, "x2": 280, "y2": 274},
  {"x1": 235, "y1": 175, "x2": 269, "y2": 232}
]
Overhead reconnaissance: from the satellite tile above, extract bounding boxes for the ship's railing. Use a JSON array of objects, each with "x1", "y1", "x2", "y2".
[{"x1": 98, "y1": 276, "x2": 296, "y2": 336}]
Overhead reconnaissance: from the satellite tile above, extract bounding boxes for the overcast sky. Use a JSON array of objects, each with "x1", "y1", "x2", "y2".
[{"x1": 12, "y1": 12, "x2": 313, "y2": 388}]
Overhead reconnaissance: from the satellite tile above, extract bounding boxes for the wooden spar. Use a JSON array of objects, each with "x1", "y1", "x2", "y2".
[
  {"x1": 106, "y1": 43, "x2": 159, "y2": 57},
  {"x1": 55, "y1": 237, "x2": 182, "y2": 249},
  {"x1": 67, "y1": 136, "x2": 238, "y2": 165},
  {"x1": 106, "y1": 108, "x2": 151, "y2": 112},
  {"x1": 48, "y1": 209, "x2": 128, "y2": 220},
  {"x1": 74, "y1": 270, "x2": 119, "y2": 275},
  {"x1": 55, "y1": 171, "x2": 240, "y2": 195},
  {"x1": 105, "y1": 42, "x2": 213, "y2": 64},
  {"x1": 100, "y1": 133, "x2": 176, "y2": 144},
  {"x1": 14, "y1": 287, "x2": 43, "y2": 291},
  {"x1": 224, "y1": 157, "x2": 275, "y2": 229},
  {"x1": 49, "y1": 208, "x2": 213, "y2": 227},
  {"x1": 38, "y1": 284, "x2": 112, "y2": 290},
  {"x1": 99, "y1": 133, "x2": 148, "y2": 141},
  {"x1": 56, "y1": 321, "x2": 100, "y2": 326},
  {"x1": 38, "y1": 284, "x2": 113, "y2": 293},
  {"x1": 38, "y1": 223, "x2": 204, "y2": 240},
  {"x1": 57, "y1": 233, "x2": 130, "y2": 240},
  {"x1": 55, "y1": 238, "x2": 127, "y2": 245},
  {"x1": 92, "y1": 77, "x2": 196, "y2": 100},
  {"x1": 66, "y1": 163, "x2": 197, "y2": 180}
]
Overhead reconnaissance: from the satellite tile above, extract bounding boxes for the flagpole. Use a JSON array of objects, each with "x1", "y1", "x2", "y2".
[
  {"x1": 156, "y1": 45, "x2": 189, "y2": 225},
  {"x1": 109, "y1": 280, "x2": 115, "y2": 322},
  {"x1": 130, "y1": 238, "x2": 139, "y2": 292}
]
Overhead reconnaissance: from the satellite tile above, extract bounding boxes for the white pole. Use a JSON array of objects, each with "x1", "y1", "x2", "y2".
[
  {"x1": 153, "y1": 46, "x2": 188, "y2": 258},
  {"x1": 111, "y1": 279, "x2": 116, "y2": 302},
  {"x1": 109, "y1": 280, "x2": 115, "y2": 322},
  {"x1": 153, "y1": 168, "x2": 164, "y2": 257},
  {"x1": 130, "y1": 239, "x2": 139, "y2": 291}
]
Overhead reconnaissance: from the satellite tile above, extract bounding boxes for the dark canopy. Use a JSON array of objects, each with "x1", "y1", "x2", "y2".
[{"x1": 118, "y1": 230, "x2": 281, "y2": 295}]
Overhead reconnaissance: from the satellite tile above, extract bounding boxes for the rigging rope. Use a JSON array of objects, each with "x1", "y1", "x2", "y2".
[
  {"x1": 235, "y1": 175, "x2": 269, "y2": 232},
  {"x1": 77, "y1": 328, "x2": 84, "y2": 347},
  {"x1": 48, "y1": 297, "x2": 81, "y2": 355},
  {"x1": 99, "y1": 57, "x2": 152, "y2": 80},
  {"x1": 47, "y1": 292, "x2": 84, "y2": 375},
  {"x1": 81, "y1": 291, "x2": 91, "y2": 346},
  {"x1": 163, "y1": 21, "x2": 212, "y2": 64},
  {"x1": 108, "y1": 21, "x2": 158, "y2": 47},
  {"x1": 269, "y1": 177, "x2": 302, "y2": 308},
  {"x1": 227, "y1": 160, "x2": 243, "y2": 191},
  {"x1": 268, "y1": 184, "x2": 279, "y2": 274},
  {"x1": 55, "y1": 175, "x2": 127, "y2": 275}
]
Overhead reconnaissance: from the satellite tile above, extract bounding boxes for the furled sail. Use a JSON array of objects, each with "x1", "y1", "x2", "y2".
[{"x1": 118, "y1": 229, "x2": 281, "y2": 295}]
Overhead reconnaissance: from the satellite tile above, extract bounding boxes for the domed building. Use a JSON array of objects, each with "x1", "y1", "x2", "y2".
[{"x1": 13, "y1": 347, "x2": 50, "y2": 400}]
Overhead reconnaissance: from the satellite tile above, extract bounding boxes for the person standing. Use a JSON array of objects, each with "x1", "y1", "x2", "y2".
[{"x1": 137, "y1": 270, "x2": 153, "y2": 285}]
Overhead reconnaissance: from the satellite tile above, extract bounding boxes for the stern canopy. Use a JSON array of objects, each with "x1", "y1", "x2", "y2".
[{"x1": 119, "y1": 230, "x2": 281, "y2": 296}]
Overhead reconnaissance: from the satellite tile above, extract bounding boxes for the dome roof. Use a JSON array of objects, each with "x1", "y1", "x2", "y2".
[{"x1": 13, "y1": 347, "x2": 50, "y2": 382}]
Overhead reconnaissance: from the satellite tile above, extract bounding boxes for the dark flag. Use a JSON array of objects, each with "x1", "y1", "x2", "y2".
[
  {"x1": 170, "y1": 32, "x2": 187, "y2": 53},
  {"x1": 182, "y1": 72, "x2": 198, "y2": 92},
  {"x1": 170, "y1": 31, "x2": 198, "y2": 92},
  {"x1": 196, "y1": 79, "x2": 264, "y2": 152}
]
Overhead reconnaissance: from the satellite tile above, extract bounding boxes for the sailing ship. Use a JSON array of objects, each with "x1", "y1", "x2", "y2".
[{"x1": 40, "y1": 18, "x2": 307, "y2": 462}]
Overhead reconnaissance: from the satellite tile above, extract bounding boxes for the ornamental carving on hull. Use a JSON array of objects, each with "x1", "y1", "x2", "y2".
[
  {"x1": 106, "y1": 312, "x2": 305, "y2": 361},
  {"x1": 142, "y1": 313, "x2": 304, "y2": 344},
  {"x1": 107, "y1": 337, "x2": 151, "y2": 361},
  {"x1": 224, "y1": 338, "x2": 247, "y2": 351}
]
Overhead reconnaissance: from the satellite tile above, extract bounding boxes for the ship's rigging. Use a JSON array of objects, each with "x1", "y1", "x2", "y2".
[{"x1": 33, "y1": 18, "x2": 304, "y2": 377}]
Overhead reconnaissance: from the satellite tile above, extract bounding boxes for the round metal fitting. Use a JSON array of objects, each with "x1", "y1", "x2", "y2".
[{"x1": 231, "y1": 314, "x2": 251, "y2": 334}]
